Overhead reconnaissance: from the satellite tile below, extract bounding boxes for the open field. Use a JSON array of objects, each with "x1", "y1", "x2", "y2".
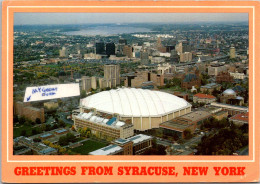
[{"x1": 70, "y1": 140, "x2": 107, "y2": 155}]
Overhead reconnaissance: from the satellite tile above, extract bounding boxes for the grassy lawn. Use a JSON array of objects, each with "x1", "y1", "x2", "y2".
[
  {"x1": 13, "y1": 124, "x2": 33, "y2": 138},
  {"x1": 70, "y1": 140, "x2": 107, "y2": 155},
  {"x1": 161, "y1": 86, "x2": 186, "y2": 93},
  {"x1": 66, "y1": 123, "x2": 72, "y2": 128}
]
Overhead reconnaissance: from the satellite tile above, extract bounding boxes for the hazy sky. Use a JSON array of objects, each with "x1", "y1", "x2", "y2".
[{"x1": 14, "y1": 13, "x2": 248, "y2": 25}]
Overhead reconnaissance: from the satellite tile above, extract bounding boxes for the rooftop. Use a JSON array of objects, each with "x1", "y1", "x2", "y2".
[
  {"x1": 223, "y1": 89, "x2": 236, "y2": 96},
  {"x1": 89, "y1": 134, "x2": 152, "y2": 155},
  {"x1": 38, "y1": 146, "x2": 56, "y2": 155},
  {"x1": 15, "y1": 137, "x2": 57, "y2": 155},
  {"x1": 40, "y1": 133, "x2": 52, "y2": 138},
  {"x1": 55, "y1": 128, "x2": 68, "y2": 134},
  {"x1": 183, "y1": 74, "x2": 198, "y2": 83},
  {"x1": 230, "y1": 112, "x2": 249, "y2": 122},
  {"x1": 233, "y1": 85, "x2": 245, "y2": 92},
  {"x1": 76, "y1": 112, "x2": 125, "y2": 129},
  {"x1": 201, "y1": 83, "x2": 220, "y2": 89},
  {"x1": 89, "y1": 144, "x2": 122, "y2": 155},
  {"x1": 114, "y1": 138, "x2": 131, "y2": 145},
  {"x1": 127, "y1": 134, "x2": 152, "y2": 144},
  {"x1": 194, "y1": 93, "x2": 216, "y2": 99},
  {"x1": 180, "y1": 111, "x2": 212, "y2": 122},
  {"x1": 160, "y1": 121, "x2": 193, "y2": 132},
  {"x1": 211, "y1": 102, "x2": 248, "y2": 111},
  {"x1": 81, "y1": 88, "x2": 191, "y2": 117},
  {"x1": 214, "y1": 110, "x2": 228, "y2": 116}
]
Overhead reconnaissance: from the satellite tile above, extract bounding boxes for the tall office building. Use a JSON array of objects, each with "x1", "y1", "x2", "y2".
[
  {"x1": 180, "y1": 52, "x2": 192, "y2": 62},
  {"x1": 104, "y1": 65, "x2": 120, "y2": 87},
  {"x1": 81, "y1": 76, "x2": 91, "y2": 92},
  {"x1": 117, "y1": 38, "x2": 128, "y2": 55},
  {"x1": 230, "y1": 47, "x2": 236, "y2": 59},
  {"x1": 176, "y1": 41, "x2": 191, "y2": 54},
  {"x1": 95, "y1": 42, "x2": 105, "y2": 54},
  {"x1": 123, "y1": 45, "x2": 133, "y2": 58},
  {"x1": 165, "y1": 45, "x2": 175, "y2": 53},
  {"x1": 182, "y1": 41, "x2": 191, "y2": 53},
  {"x1": 82, "y1": 76, "x2": 97, "y2": 91},
  {"x1": 106, "y1": 43, "x2": 115, "y2": 57},
  {"x1": 140, "y1": 51, "x2": 149, "y2": 65},
  {"x1": 91, "y1": 77, "x2": 97, "y2": 90},
  {"x1": 157, "y1": 37, "x2": 162, "y2": 47},
  {"x1": 170, "y1": 50, "x2": 179, "y2": 62}
]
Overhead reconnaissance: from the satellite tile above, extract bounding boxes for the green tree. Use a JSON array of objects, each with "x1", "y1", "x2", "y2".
[
  {"x1": 80, "y1": 90, "x2": 87, "y2": 98},
  {"x1": 196, "y1": 126, "x2": 247, "y2": 155},
  {"x1": 32, "y1": 129, "x2": 37, "y2": 135},
  {"x1": 20, "y1": 130, "x2": 27, "y2": 136},
  {"x1": 58, "y1": 120, "x2": 66, "y2": 127},
  {"x1": 171, "y1": 78, "x2": 181, "y2": 86},
  {"x1": 142, "y1": 138, "x2": 166, "y2": 155},
  {"x1": 13, "y1": 114, "x2": 19, "y2": 124},
  {"x1": 66, "y1": 133, "x2": 76, "y2": 143},
  {"x1": 36, "y1": 118, "x2": 41, "y2": 124},
  {"x1": 19, "y1": 116, "x2": 26, "y2": 125},
  {"x1": 33, "y1": 138, "x2": 41, "y2": 142},
  {"x1": 45, "y1": 124, "x2": 52, "y2": 131},
  {"x1": 58, "y1": 136, "x2": 69, "y2": 146}
]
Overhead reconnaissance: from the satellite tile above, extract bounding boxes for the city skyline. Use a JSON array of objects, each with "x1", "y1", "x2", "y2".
[{"x1": 14, "y1": 13, "x2": 248, "y2": 25}]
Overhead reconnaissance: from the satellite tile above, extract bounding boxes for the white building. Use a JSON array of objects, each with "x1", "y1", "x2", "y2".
[
  {"x1": 80, "y1": 88, "x2": 192, "y2": 131},
  {"x1": 229, "y1": 72, "x2": 246, "y2": 80}
]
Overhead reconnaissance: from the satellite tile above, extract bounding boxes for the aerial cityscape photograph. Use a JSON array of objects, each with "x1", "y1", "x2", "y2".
[{"x1": 13, "y1": 13, "x2": 249, "y2": 156}]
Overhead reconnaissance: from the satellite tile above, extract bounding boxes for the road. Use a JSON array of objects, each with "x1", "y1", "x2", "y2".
[
  {"x1": 239, "y1": 146, "x2": 249, "y2": 155},
  {"x1": 183, "y1": 134, "x2": 203, "y2": 147},
  {"x1": 57, "y1": 112, "x2": 74, "y2": 125},
  {"x1": 156, "y1": 133, "x2": 204, "y2": 155},
  {"x1": 156, "y1": 139, "x2": 172, "y2": 147},
  {"x1": 63, "y1": 138, "x2": 90, "y2": 148}
]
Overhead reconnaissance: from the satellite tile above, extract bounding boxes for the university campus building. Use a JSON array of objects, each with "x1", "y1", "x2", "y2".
[{"x1": 89, "y1": 134, "x2": 153, "y2": 155}]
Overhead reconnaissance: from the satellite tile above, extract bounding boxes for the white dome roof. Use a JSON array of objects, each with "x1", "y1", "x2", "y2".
[
  {"x1": 81, "y1": 88, "x2": 191, "y2": 117},
  {"x1": 223, "y1": 89, "x2": 236, "y2": 95}
]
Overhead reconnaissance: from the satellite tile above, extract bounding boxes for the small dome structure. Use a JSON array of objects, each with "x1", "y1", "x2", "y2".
[{"x1": 223, "y1": 89, "x2": 236, "y2": 96}]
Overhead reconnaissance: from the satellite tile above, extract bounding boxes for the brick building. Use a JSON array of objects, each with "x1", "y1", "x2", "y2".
[
  {"x1": 160, "y1": 111, "x2": 212, "y2": 138},
  {"x1": 193, "y1": 93, "x2": 216, "y2": 104},
  {"x1": 229, "y1": 112, "x2": 248, "y2": 126},
  {"x1": 181, "y1": 73, "x2": 201, "y2": 89},
  {"x1": 123, "y1": 45, "x2": 133, "y2": 58},
  {"x1": 208, "y1": 63, "x2": 227, "y2": 76},
  {"x1": 180, "y1": 52, "x2": 192, "y2": 62},
  {"x1": 216, "y1": 71, "x2": 234, "y2": 83},
  {"x1": 74, "y1": 112, "x2": 134, "y2": 141},
  {"x1": 220, "y1": 89, "x2": 244, "y2": 106},
  {"x1": 181, "y1": 66, "x2": 201, "y2": 89},
  {"x1": 200, "y1": 83, "x2": 221, "y2": 94},
  {"x1": 213, "y1": 111, "x2": 228, "y2": 121},
  {"x1": 124, "y1": 71, "x2": 164, "y2": 88},
  {"x1": 14, "y1": 101, "x2": 45, "y2": 122},
  {"x1": 89, "y1": 134, "x2": 152, "y2": 155},
  {"x1": 173, "y1": 91, "x2": 189, "y2": 101}
]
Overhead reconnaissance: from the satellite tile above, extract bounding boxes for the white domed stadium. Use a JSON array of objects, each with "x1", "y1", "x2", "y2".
[{"x1": 80, "y1": 88, "x2": 192, "y2": 131}]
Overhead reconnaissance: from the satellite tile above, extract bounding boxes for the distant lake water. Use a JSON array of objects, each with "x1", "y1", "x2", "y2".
[{"x1": 63, "y1": 26, "x2": 152, "y2": 36}]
